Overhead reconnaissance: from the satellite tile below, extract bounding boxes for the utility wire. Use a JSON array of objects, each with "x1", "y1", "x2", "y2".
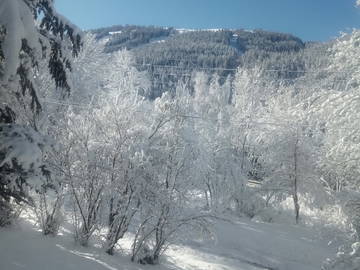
[
  {"x1": 38, "y1": 99, "x2": 359, "y2": 132},
  {"x1": 124, "y1": 62, "x2": 351, "y2": 74}
]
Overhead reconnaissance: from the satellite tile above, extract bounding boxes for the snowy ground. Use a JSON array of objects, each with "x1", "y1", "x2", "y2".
[{"x1": 0, "y1": 215, "x2": 338, "y2": 270}]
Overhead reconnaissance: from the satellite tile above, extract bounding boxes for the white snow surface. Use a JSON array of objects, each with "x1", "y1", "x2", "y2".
[
  {"x1": 149, "y1": 36, "x2": 169, "y2": 44},
  {"x1": 0, "y1": 214, "x2": 337, "y2": 270},
  {"x1": 176, "y1": 28, "x2": 197, "y2": 34},
  {"x1": 109, "y1": 31, "x2": 122, "y2": 35},
  {"x1": 176, "y1": 28, "x2": 224, "y2": 34}
]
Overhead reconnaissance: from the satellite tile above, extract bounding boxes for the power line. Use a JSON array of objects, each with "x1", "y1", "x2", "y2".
[
  {"x1": 150, "y1": 73, "x2": 349, "y2": 83},
  {"x1": 110, "y1": 62, "x2": 352, "y2": 82},
  {"x1": 38, "y1": 98, "x2": 359, "y2": 132},
  {"x1": 130, "y1": 62, "x2": 351, "y2": 74},
  {"x1": 39, "y1": 99, "x2": 92, "y2": 109}
]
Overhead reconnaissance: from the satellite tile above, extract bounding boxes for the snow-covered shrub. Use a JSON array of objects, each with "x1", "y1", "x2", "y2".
[
  {"x1": 0, "y1": 200, "x2": 12, "y2": 226},
  {"x1": 0, "y1": 124, "x2": 54, "y2": 224},
  {"x1": 0, "y1": 124, "x2": 55, "y2": 226},
  {"x1": 131, "y1": 210, "x2": 210, "y2": 265},
  {"x1": 232, "y1": 189, "x2": 266, "y2": 218},
  {"x1": 34, "y1": 187, "x2": 64, "y2": 236},
  {"x1": 343, "y1": 198, "x2": 360, "y2": 239},
  {"x1": 58, "y1": 107, "x2": 122, "y2": 246},
  {"x1": 0, "y1": 199, "x2": 21, "y2": 226},
  {"x1": 252, "y1": 207, "x2": 285, "y2": 223},
  {"x1": 322, "y1": 242, "x2": 360, "y2": 270},
  {"x1": 299, "y1": 201, "x2": 352, "y2": 240}
]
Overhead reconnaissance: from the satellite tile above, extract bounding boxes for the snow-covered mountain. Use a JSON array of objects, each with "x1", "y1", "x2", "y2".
[{"x1": 91, "y1": 25, "x2": 311, "y2": 98}]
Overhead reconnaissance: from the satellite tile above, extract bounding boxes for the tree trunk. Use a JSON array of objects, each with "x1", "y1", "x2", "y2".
[
  {"x1": 293, "y1": 192, "x2": 300, "y2": 224},
  {"x1": 293, "y1": 138, "x2": 300, "y2": 224}
]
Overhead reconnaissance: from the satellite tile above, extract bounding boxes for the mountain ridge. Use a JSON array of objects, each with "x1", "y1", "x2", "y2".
[{"x1": 90, "y1": 25, "x2": 325, "y2": 99}]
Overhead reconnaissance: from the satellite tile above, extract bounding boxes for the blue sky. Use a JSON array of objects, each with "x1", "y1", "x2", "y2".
[{"x1": 55, "y1": 0, "x2": 360, "y2": 41}]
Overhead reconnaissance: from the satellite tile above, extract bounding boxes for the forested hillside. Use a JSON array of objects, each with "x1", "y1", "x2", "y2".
[
  {"x1": 92, "y1": 25, "x2": 309, "y2": 98},
  {"x1": 1, "y1": 2, "x2": 360, "y2": 270}
]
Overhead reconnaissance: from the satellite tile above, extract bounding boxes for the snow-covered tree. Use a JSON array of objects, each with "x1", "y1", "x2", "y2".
[
  {"x1": 0, "y1": 0, "x2": 81, "y2": 118},
  {"x1": 54, "y1": 109, "x2": 107, "y2": 246},
  {"x1": 0, "y1": 0, "x2": 81, "y2": 223},
  {"x1": 254, "y1": 93, "x2": 325, "y2": 224},
  {"x1": 98, "y1": 92, "x2": 148, "y2": 255},
  {"x1": 307, "y1": 90, "x2": 360, "y2": 193},
  {"x1": 130, "y1": 87, "x2": 211, "y2": 264}
]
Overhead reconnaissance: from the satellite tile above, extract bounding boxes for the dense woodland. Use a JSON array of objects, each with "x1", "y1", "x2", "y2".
[
  {"x1": 92, "y1": 25, "x2": 307, "y2": 98},
  {"x1": 1, "y1": 1, "x2": 360, "y2": 269}
]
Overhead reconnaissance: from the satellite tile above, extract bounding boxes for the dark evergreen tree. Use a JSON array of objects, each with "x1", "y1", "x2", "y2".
[{"x1": 0, "y1": 0, "x2": 81, "y2": 224}]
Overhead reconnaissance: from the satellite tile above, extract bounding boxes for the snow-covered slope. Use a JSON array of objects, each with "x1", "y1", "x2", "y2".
[
  {"x1": 0, "y1": 215, "x2": 336, "y2": 270},
  {"x1": 195, "y1": 219, "x2": 336, "y2": 270}
]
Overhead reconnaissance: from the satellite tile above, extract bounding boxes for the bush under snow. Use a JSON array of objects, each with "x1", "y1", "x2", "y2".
[{"x1": 322, "y1": 242, "x2": 360, "y2": 270}]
